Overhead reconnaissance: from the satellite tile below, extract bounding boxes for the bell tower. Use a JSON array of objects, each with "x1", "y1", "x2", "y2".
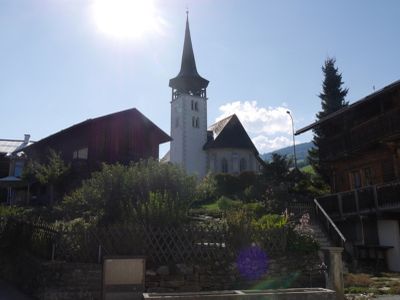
[{"x1": 169, "y1": 13, "x2": 209, "y2": 177}]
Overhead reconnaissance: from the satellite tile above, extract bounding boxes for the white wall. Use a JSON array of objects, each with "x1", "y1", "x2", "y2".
[
  {"x1": 378, "y1": 220, "x2": 400, "y2": 272},
  {"x1": 170, "y1": 93, "x2": 207, "y2": 178},
  {"x1": 206, "y1": 148, "x2": 260, "y2": 174}
]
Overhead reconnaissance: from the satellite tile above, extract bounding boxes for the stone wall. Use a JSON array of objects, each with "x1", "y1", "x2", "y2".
[
  {"x1": 35, "y1": 262, "x2": 102, "y2": 300},
  {"x1": 145, "y1": 254, "x2": 325, "y2": 293},
  {"x1": 0, "y1": 252, "x2": 324, "y2": 300}
]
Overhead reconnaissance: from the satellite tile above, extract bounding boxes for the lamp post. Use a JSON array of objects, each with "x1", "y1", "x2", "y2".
[{"x1": 286, "y1": 110, "x2": 298, "y2": 169}]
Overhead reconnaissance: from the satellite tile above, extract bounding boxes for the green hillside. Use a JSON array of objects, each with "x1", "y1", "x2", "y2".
[{"x1": 261, "y1": 142, "x2": 313, "y2": 166}]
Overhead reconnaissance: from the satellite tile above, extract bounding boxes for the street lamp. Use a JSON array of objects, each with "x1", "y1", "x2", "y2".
[{"x1": 286, "y1": 110, "x2": 298, "y2": 169}]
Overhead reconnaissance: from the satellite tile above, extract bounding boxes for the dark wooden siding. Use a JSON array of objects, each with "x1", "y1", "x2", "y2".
[
  {"x1": 24, "y1": 108, "x2": 170, "y2": 175},
  {"x1": 321, "y1": 89, "x2": 400, "y2": 193}
]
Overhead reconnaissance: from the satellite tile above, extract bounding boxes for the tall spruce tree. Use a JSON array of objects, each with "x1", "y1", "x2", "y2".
[{"x1": 309, "y1": 58, "x2": 348, "y2": 183}]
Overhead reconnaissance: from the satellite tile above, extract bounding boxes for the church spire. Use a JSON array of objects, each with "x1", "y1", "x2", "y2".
[{"x1": 169, "y1": 12, "x2": 209, "y2": 96}]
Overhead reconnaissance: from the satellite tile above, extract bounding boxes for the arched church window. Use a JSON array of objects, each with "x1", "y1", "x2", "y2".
[
  {"x1": 221, "y1": 158, "x2": 228, "y2": 173},
  {"x1": 195, "y1": 117, "x2": 199, "y2": 128},
  {"x1": 192, "y1": 116, "x2": 195, "y2": 127},
  {"x1": 194, "y1": 102, "x2": 198, "y2": 111},
  {"x1": 240, "y1": 158, "x2": 247, "y2": 172},
  {"x1": 191, "y1": 100, "x2": 194, "y2": 110}
]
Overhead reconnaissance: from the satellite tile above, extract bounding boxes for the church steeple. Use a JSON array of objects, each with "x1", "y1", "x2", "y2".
[{"x1": 169, "y1": 13, "x2": 209, "y2": 97}]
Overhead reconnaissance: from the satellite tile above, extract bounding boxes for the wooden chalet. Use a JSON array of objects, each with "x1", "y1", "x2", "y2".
[
  {"x1": 296, "y1": 79, "x2": 400, "y2": 271},
  {"x1": 15, "y1": 108, "x2": 170, "y2": 205},
  {"x1": 24, "y1": 108, "x2": 171, "y2": 173}
]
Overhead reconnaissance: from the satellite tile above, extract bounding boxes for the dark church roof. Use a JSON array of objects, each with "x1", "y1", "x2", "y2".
[
  {"x1": 204, "y1": 114, "x2": 259, "y2": 154},
  {"x1": 169, "y1": 14, "x2": 209, "y2": 94}
]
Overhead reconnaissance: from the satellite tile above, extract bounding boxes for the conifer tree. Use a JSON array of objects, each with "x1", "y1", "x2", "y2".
[{"x1": 309, "y1": 58, "x2": 348, "y2": 182}]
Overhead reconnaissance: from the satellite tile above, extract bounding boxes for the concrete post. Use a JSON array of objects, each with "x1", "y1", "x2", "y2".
[{"x1": 322, "y1": 247, "x2": 344, "y2": 300}]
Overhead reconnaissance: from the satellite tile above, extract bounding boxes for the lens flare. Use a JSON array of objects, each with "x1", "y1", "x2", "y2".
[{"x1": 236, "y1": 245, "x2": 268, "y2": 281}]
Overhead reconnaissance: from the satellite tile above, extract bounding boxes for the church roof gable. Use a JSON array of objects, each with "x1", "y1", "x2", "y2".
[{"x1": 204, "y1": 114, "x2": 258, "y2": 154}]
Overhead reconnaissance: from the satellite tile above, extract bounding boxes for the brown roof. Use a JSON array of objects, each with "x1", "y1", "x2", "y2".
[
  {"x1": 24, "y1": 108, "x2": 171, "y2": 149},
  {"x1": 204, "y1": 114, "x2": 258, "y2": 154},
  {"x1": 296, "y1": 79, "x2": 400, "y2": 135}
]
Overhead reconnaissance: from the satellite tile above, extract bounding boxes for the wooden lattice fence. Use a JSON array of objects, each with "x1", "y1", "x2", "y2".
[
  {"x1": 0, "y1": 218, "x2": 289, "y2": 265},
  {"x1": 0, "y1": 218, "x2": 58, "y2": 259}
]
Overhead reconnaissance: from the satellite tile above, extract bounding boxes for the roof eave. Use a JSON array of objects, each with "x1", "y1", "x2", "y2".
[{"x1": 295, "y1": 79, "x2": 400, "y2": 136}]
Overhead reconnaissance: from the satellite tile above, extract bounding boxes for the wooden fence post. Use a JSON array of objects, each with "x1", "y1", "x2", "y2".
[{"x1": 51, "y1": 243, "x2": 56, "y2": 261}]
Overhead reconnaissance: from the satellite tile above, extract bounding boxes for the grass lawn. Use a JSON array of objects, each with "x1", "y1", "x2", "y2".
[
  {"x1": 345, "y1": 273, "x2": 400, "y2": 295},
  {"x1": 201, "y1": 201, "x2": 220, "y2": 212}
]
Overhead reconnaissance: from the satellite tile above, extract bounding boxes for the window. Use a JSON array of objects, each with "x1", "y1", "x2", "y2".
[
  {"x1": 240, "y1": 158, "x2": 247, "y2": 172},
  {"x1": 192, "y1": 117, "x2": 199, "y2": 128},
  {"x1": 221, "y1": 158, "x2": 228, "y2": 173},
  {"x1": 382, "y1": 160, "x2": 395, "y2": 183},
  {"x1": 194, "y1": 102, "x2": 198, "y2": 111},
  {"x1": 232, "y1": 152, "x2": 238, "y2": 172},
  {"x1": 14, "y1": 161, "x2": 24, "y2": 177},
  {"x1": 350, "y1": 171, "x2": 361, "y2": 189},
  {"x1": 73, "y1": 147, "x2": 88, "y2": 160},
  {"x1": 191, "y1": 100, "x2": 194, "y2": 110},
  {"x1": 363, "y1": 168, "x2": 373, "y2": 186}
]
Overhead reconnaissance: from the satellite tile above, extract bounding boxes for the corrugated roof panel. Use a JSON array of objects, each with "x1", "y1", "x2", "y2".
[{"x1": 0, "y1": 140, "x2": 34, "y2": 154}]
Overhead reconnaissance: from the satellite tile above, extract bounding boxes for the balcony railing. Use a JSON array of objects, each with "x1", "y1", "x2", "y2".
[
  {"x1": 317, "y1": 181, "x2": 400, "y2": 219},
  {"x1": 320, "y1": 108, "x2": 400, "y2": 160}
]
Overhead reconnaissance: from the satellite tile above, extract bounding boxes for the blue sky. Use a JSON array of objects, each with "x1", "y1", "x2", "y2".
[{"x1": 1, "y1": 0, "x2": 399, "y2": 156}]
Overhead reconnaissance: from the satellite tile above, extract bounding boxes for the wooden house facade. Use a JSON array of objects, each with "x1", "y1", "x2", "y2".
[
  {"x1": 296, "y1": 80, "x2": 400, "y2": 271},
  {"x1": 297, "y1": 80, "x2": 400, "y2": 193},
  {"x1": 24, "y1": 108, "x2": 171, "y2": 176}
]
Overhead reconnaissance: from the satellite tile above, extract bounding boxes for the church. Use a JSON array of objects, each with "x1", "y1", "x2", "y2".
[{"x1": 163, "y1": 15, "x2": 264, "y2": 178}]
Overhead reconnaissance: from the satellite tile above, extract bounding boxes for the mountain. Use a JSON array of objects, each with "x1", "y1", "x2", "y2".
[{"x1": 261, "y1": 142, "x2": 313, "y2": 164}]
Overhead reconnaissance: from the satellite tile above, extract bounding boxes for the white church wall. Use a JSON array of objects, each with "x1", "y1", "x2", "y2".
[
  {"x1": 206, "y1": 148, "x2": 260, "y2": 174},
  {"x1": 170, "y1": 93, "x2": 207, "y2": 178}
]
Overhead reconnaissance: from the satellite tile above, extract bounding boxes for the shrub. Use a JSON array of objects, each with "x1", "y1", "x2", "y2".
[
  {"x1": 140, "y1": 192, "x2": 188, "y2": 227},
  {"x1": 226, "y1": 209, "x2": 254, "y2": 248},
  {"x1": 252, "y1": 214, "x2": 288, "y2": 231},
  {"x1": 286, "y1": 227, "x2": 319, "y2": 254},
  {"x1": 0, "y1": 205, "x2": 25, "y2": 218},
  {"x1": 60, "y1": 159, "x2": 196, "y2": 226},
  {"x1": 242, "y1": 202, "x2": 265, "y2": 218},
  {"x1": 23, "y1": 149, "x2": 70, "y2": 204},
  {"x1": 195, "y1": 174, "x2": 218, "y2": 205},
  {"x1": 243, "y1": 185, "x2": 259, "y2": 203},
  {"x1": 213, "y1": 173, "x2": 241, "y2": 198},
  {"x1": 262, "y1": 184, "x2": 290, "y2": 214}
]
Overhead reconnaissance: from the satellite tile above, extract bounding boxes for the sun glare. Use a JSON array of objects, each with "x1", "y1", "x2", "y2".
[{"x1": 92, "y1": 0, "x2": 159, "y2": 39}]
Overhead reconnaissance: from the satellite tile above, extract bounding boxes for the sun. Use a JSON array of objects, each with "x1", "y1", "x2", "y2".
[{"x1": 92, "y1": 0, "x2": 159, "y2": 39}]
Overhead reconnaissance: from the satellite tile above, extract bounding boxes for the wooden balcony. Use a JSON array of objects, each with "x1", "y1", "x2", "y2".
[
  {"x1": 317, "y1": 181, "x2": 400, "y2": 220},
  {"x1": 320, "y1": 108, "x2": 400, "y2": 160}
]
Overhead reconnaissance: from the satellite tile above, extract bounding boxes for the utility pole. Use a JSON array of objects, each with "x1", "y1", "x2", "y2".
[{"x1": 286, "y1": 110, "x2": 298, "y2": 169}]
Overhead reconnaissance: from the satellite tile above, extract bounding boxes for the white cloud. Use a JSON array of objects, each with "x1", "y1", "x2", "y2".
[
  {"x1": 215, "y1": 101, "x2": 294, "y2": 153},
  {"x1": 252, "y1": 135, "x2": 292, "y2": 153},
  {"x1": 216, "y1": 101, "x2": 292, "y2": 135}
]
